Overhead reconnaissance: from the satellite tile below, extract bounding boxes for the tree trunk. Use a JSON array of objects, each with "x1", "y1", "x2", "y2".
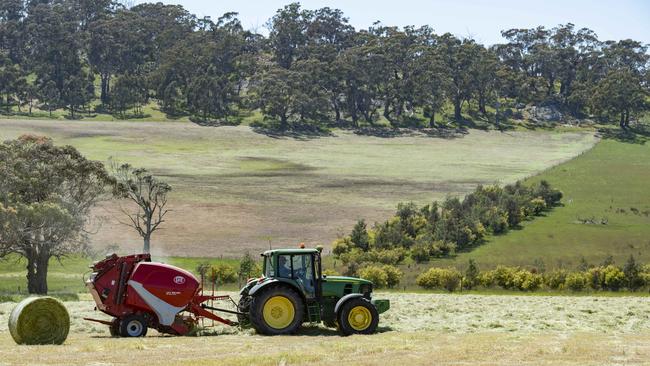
[
  {"x1": 454, "y1": 96, "x2": 462, "y2": 121},
  {"x1": 383, "y1": 99, "x2": 391, "y2": 121},
  {"x1": 26, "y1": 253, "x2": 49, "y2": 294},
  {"x1": 143, "y1": 235, "x2": 151, "y2": 254},
  {"x1": 280, "y1": 114, "x2": 288, "y2": 130},
  {"x1": 620, "y1": 111, "x2": 627, "y2": 130},
  {"x1": 429, "y1": 110, "x2": 435, "y2": 128},
  {"x1": 333, "y1": 99, "x2": 341, "y2": 123},
  {"x1": 100, "y1": 74, "x2": 111, "y2": 104}
]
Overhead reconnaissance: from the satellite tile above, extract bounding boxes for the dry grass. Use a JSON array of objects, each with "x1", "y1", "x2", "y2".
[
  {"x1": 1, "y1": 292, "x2": 650, "y2": 365},
  {"x1": 0, "y1": 119, "x2": 597, "y2": 257}
]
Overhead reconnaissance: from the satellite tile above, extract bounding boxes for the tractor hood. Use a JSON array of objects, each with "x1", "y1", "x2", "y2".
[{"x1": 324, "y1": 275, "x2": 373, "y2": 286}]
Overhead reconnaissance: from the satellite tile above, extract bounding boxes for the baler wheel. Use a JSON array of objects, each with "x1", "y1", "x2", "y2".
[
  {"x1": 119, "y1": 314, "x2": 148, "y2": 337},
  {"x1": 109, "y1": 318, "x2": 120, "y2": 337},
  {"x1": 337, "y1": 298, "x2": 379, "y2": 336},
  {"x1": 249, "y1": 285, "x2": 303, "y2": 335}
]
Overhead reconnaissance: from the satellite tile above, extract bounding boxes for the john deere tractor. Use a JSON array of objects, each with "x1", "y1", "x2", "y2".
[{"x1": 237, "y1": 248, "x2": 390, "y2": 336}]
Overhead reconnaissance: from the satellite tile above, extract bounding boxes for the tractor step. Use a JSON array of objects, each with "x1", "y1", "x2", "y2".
[{"x1": 307, "y1": 303, "x2": 321, "y2": 323}]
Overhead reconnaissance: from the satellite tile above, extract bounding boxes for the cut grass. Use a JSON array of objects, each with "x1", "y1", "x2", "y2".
[{"x1": 1, "y1": 293, "x2": 650, "y2": 365}]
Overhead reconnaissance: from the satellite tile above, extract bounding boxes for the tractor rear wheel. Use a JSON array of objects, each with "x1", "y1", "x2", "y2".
[
  {"x1": 119, "y1": 314, "x2": 148, "y2": 337},
  {"x1": 249, "y1": 285, "x2": 303, "y2": 335},
  {"x1": 337, "y1": 298, "x2": 379, "y2": 336}
]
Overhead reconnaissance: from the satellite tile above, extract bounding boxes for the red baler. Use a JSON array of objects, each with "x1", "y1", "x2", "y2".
[{"x1": 84, "y1": 253, "x2": 238, "y2": 337}]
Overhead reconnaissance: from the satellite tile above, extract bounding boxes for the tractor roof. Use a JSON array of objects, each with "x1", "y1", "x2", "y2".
[{"x1": 262, "y1": 248, "x2": 319, "y2": 256}]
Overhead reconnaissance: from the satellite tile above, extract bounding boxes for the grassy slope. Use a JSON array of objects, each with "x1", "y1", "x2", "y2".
[
  {"x1": 0, "y1": 119, "x2": 595, "y2": 258},
  {"x1": 428, "y1": 137, "x2": 650, "y2": 271}
]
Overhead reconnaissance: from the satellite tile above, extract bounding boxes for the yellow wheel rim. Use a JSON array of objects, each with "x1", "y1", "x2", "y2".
[
  {"x1": 262, "y1": 296, "x2": 295, "y2": 329},
  {"x1": 348, "y1": 306, "x2": 372, "y2": 331}
]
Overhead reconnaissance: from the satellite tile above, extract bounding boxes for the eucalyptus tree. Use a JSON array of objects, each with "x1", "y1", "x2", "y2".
[{"x1": 0, "y1": 135, "x2": 113, "y2": 294}]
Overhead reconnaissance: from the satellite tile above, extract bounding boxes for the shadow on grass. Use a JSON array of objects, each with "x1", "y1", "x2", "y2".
[
  {"x1": 251, "y1": 124, "x2": 335, "y2": 140},
  {"x1": 353, "y1": 126, "x2": 469, "y2": 139},
  {"x1": 597, "y1": 124, "x2": 649, "y2": 145}
]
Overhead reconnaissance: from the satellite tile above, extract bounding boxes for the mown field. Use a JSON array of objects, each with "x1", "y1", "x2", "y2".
[
  {"x1": 0, "y1": 119, "x2": 597, "y2": 257},
  {"x1": 1, "y1": 293, "x2": 650, "y2": 365}
]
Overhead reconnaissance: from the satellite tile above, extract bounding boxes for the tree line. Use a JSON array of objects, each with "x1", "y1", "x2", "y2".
[
  {"x1": 332, "y1": 180, "x2": 563, "y2": 272},
  {"x1": 0, "y1": 1, "x2": 648, "y2": 129}
]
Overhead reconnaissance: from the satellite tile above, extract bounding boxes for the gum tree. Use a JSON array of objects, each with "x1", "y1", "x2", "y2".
[{"x1": 0, "y1": 135, "x2": 112, "y2": 294}]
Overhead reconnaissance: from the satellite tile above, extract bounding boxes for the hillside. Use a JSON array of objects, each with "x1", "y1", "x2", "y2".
[
  {"x1": 428, "y1": 136, "x2": 650, "y2": 271},
  {"x1": 0, "y1": 119, "x2": 596, "y2": 257}
]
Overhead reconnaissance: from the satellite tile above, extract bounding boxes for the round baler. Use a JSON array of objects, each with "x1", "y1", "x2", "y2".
[{"x1": 85, "y1": 253, "x2": 236, "y2": 336}]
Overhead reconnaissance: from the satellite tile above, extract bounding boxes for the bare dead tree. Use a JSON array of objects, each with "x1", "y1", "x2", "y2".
[{"x1": 110, "y1": 160, "x2": 171, "y2": 254}]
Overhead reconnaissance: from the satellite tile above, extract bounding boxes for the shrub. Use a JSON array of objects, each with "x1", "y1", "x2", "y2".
[
  {"x1": 512, "y1": 269, "x2": 542, "y2": 291},
  {"x1": 529, "y1": 197, "x2": 547, "y2": 215},
  {"x1": 209, "y1": 263, "x2": 238, "y2": 284},
  {"x1": 411, "y1": 242, "x2": 431, "y2": 263},
  {"x1": 477, "y1": 270, "x2": 495, "y2": 288},
  {"x1": 350, "y1": 219, "x2": 370, "y2": 251},
  {"x1": 485, "y1": 208, "x2": 509, "y2": 234},
  {"x1": 382, "y1": 265, "x2": 403, "y2": 288},
  {"x1": 323, "y1": 268, "x2": 340, "y2": 276},
  {"x1": 544, "y1": 270, "x2": 568, "y2": 290},
  {"x1": 587, "y1": 267, "x2": 604, "y2": 289},
  {"x1": 239, "y1": 252, "x2": 261, "y2": 280},
  {"x1": 564, "y1": 272, "x2": 588, "y2": 291},
  {"x1": 489, "y1": 266, "x2": 540, "y2": 291},
  {"x1": 332, "y1": 237, "x2": 351, "y2": 256},
  {"x1": 416, "y1": 268, "x2": 462, "y2": 292},
  {"x1": 358, "y1": 265, "x2": 388, "y2": 288},
  {"x1": 464, "y1": 259, "x2": 479, "y2": 289},
  {"x1": 371, "y1": 248, "x2": 407, "y2": 265},
  {"x1": 602, "y1": 265, "x2": 625, "y2": 291},
  {"x1": 534, "y1": 180, "x2": 563, "y2": 206}
]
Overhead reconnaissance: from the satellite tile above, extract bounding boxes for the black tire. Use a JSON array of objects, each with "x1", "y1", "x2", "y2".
[
  {"x1": 119, "y1": 314, "x2": 148, "y2": 337},
  {"x1": 237, "y1": 295, "x2": 252, "y2": 327},
  {"x1": 249, "y1": 285, "x2": 304, "y2": 335},
  {"x1": 109, "y1": 318, "x2": 120, "y2": 337},
  {"x1": 337, "y1": 298, "x2": 379, "y2": 336}
]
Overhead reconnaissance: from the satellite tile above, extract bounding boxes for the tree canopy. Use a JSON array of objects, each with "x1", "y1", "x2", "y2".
[{"x1": 0, "y1": 1, "x2": 647, "y2": 128}]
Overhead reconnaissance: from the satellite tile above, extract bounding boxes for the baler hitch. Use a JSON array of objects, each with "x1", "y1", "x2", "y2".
[{"x1": 201, "y1": 304, "x2": 246, "y2": 318}]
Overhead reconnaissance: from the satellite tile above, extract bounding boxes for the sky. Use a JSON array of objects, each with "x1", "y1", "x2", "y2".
[{"x1": 132, "y1": 0, "x2": 650, "y2": 45}]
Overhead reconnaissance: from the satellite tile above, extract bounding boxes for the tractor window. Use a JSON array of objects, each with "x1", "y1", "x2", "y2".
[
  {"x1": 264, "y1": 255, "x2": 274, "y2": 277},
  {"x1": 292, "y1": 255, "x2": 315, "y2": 297},
  {"x1": 277, "y1": 255, "x2": 292, "y2": 278}
]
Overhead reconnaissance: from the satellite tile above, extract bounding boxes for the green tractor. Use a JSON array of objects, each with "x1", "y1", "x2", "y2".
[{"x1": 237, "y1": 248, "x2": 390, "y2": 336}]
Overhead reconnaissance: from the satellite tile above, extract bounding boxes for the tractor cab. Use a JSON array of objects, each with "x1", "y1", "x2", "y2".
[{"x1": 238, "y1": 247, "x2": 390, "y2": 336}]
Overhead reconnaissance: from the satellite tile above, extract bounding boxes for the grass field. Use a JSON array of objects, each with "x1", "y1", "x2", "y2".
[
  {"x1": 425, "y1": 136, "x2": 650, "y2": 273},
  {"x1": 0, "y1": 119, "x2": 596, "y2": 258},
  {"x1": 1, "y1": 293, "x2": 650, "y2": 365}
]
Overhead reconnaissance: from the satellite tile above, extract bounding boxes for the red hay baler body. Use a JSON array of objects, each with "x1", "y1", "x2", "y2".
[{"x1": 85, "y1": 253, "x2": 236, "y2": 336}]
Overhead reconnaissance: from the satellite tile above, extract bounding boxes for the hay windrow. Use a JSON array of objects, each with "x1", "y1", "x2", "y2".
[{"x1": 8, "y1": 296, "x2": 70, "y2": 345}]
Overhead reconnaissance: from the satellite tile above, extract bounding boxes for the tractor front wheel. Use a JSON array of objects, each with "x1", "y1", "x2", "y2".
[
  {"x1": 249, "y1": 285, "x2": 304, "y2": 335},
  {"x1": 119, "y1": 314, "x2": 148, "y2": 337},
  {"x1": 337, "y1": 298, "x2": 379, "y2": 336}
]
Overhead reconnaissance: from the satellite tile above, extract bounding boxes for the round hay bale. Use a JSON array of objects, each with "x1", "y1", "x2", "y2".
[{"x1": 8, "y1": 296, "x2": 70, "y2": 345}]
